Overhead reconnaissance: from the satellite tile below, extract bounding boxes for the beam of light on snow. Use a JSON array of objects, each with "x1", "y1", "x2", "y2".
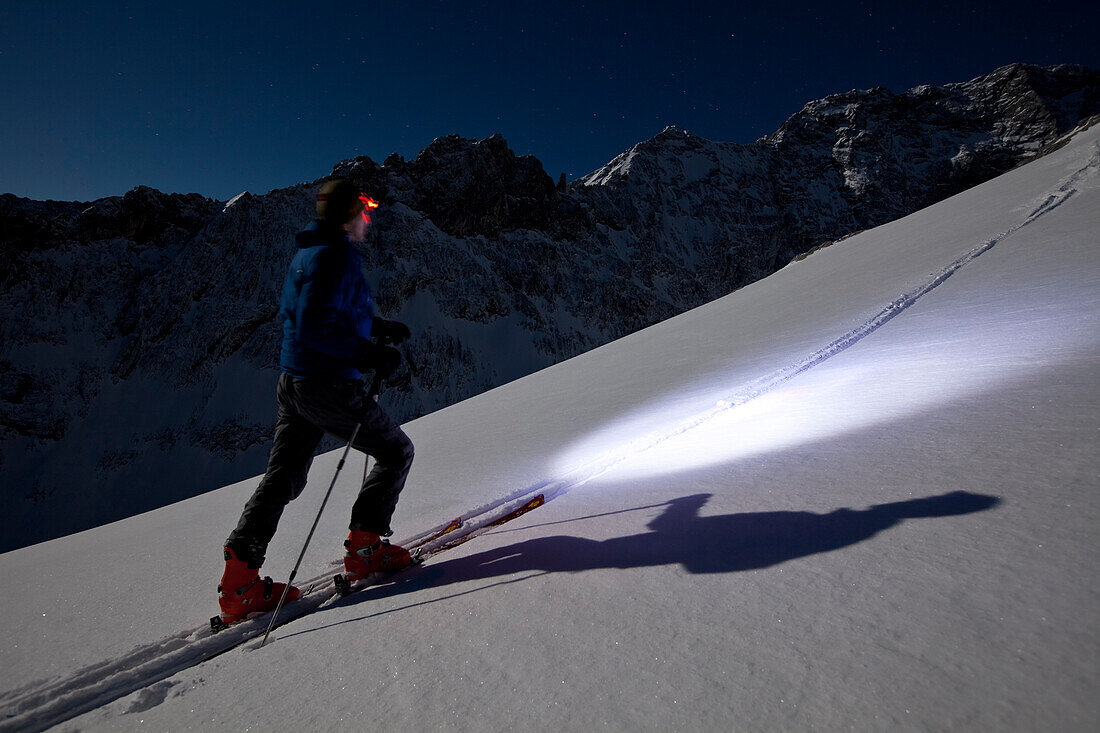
[
  {"x1": 551, "y1": 254, "x2": 1099, "y2": 486},
  {"x1": 416, "y1": 158, "x2": 1096, "y2": 522}
]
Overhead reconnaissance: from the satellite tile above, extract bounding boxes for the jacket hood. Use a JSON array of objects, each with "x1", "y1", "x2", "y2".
[{"x1": 295, "y1": 219, "x2": 348, "y2": 249}]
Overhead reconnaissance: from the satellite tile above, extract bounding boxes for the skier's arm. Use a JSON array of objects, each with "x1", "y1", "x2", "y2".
[{"x1": 292, "y1": 249, "x2": 363, "y2": 361}]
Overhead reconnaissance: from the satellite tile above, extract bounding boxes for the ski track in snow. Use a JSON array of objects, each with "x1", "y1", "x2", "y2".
[
  {"x1": 1, "y1": 144, "x2": 1093, "y2": 733},
  {"x1": 0, "y1": 497, "x2": 557, "y2": 733}
]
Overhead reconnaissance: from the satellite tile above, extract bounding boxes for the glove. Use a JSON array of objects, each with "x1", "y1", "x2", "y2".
[
  {"x1": 356, "y1": 339, "x2": 401, "y2": 377},
  {"x1": 371, "y1": 318, "x2": 411, "y2": 345}
]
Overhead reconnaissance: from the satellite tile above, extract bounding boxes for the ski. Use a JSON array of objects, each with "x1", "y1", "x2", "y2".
[
  {"x1": 332, "y1": 494, "x2": 545, "y2": 597},
  {"x1": 432, "y1": 493, "x2": 544, "y2": 552},
  {"x1": 411, "y1": 515, "x2": 464, "y2": 549}
]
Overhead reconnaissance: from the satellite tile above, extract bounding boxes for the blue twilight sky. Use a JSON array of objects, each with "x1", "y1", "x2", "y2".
[{"x1": 1, "y1": 1, "x2": 1096, "y2": 202}]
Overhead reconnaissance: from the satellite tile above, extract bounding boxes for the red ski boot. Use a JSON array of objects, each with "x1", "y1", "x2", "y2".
[
  {"x1": 343, "y1": 530, "x2": 413, "y2": 580},
  {"x1": 217, "y1": 546, "x2": 300, "y2": 623}
]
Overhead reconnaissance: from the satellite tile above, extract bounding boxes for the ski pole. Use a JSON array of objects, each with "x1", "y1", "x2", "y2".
[{"x1": 259, "y1": 421, "x2": 362, "y2": 648}]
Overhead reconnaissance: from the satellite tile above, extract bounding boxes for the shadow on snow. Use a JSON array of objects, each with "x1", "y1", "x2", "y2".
[{"x1": 285, "y1": 490, "x2": 999, "y2": 639}]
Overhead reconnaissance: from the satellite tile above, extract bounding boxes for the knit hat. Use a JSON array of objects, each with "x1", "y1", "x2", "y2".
[{"x1": 316, "y1": 179, "x2": 364, "y2": 225}]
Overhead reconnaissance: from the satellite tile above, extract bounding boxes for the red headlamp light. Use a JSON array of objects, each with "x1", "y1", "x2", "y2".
[{"x1": 359, "y1": 193, "x2": 379, "y2": 224}]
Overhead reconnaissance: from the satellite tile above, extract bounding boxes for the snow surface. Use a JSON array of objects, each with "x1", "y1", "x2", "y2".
[{"x1": 1, "y1": 124, "x2": 1098, "y2": 731}]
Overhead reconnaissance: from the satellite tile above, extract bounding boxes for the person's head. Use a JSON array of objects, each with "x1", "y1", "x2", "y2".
[{"x1": 316, "y1": 178, "x2": 376, "y2": 242}]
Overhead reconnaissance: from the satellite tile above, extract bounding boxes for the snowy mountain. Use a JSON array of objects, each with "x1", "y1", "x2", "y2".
[
  {"x1": 1, "y1": 63, "x2": 1097, "y2": 552},
  {"x1": 1, "y1": 110, "x2": 1096, "y2": 732}
]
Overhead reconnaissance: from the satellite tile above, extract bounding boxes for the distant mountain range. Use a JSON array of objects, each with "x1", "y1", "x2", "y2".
[{"x1": 1, "y1": 62, "x2": 1096, "y2": 551}]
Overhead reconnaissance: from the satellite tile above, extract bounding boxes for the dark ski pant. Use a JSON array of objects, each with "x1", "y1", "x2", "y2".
[{"x1": 226, "y1": 373, "x2": 414, "y2": 561}]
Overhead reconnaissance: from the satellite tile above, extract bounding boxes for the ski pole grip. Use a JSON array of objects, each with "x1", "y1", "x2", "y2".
[{"x1": 367, "y1": 366, "x2": 387, "y2": 401}]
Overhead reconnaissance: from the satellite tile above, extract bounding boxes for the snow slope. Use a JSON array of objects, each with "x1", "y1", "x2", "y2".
[{"x1": 1, "y1": 123, "x2": 1098, "y2": 731}]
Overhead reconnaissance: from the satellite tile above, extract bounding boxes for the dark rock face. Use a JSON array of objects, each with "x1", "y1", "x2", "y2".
[
  {"x1": 1, "y1": 63, "x2": 1096, "y2": 551},
  {"x1": 762, "y1": 63, "x2": 1100, "y2": 256}
]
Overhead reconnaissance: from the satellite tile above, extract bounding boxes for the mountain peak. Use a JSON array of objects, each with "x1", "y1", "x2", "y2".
[
  {"x1": 331, "y1": 154, "x2": 381, "y2": 178},
  {"x1": 580, "y1": 126, "x2": 712, "y2": 186},
  {"x1": 655, "y1": 125, "x2": 694, "y2": 138}
]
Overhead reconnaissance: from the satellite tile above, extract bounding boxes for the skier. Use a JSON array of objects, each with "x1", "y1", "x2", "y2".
[{"x1": 217, "y1": 179, "x2": 416, "y2": 623}]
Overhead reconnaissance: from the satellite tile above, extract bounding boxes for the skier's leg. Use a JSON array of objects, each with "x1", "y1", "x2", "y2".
[
  {"x1": 226, "y1": 374, "x2": 325, "y2": 563},
  {"x1": 283, "y1": 378, "x2": 414, "y2": 536},
  {"x1": 348, "y1": 404, "x2": 415, "y2": 536},
  {"x1": 344, "y1": 405, "x2": 414, "y2": 576}
]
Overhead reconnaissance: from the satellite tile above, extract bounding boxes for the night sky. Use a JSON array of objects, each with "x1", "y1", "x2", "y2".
[{"x1": 1, "y1": 1, "x2": 1096, "y2": 203}]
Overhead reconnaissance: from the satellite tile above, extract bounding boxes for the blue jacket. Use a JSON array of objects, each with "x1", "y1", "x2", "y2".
[{"x1": 279, "y1": 221, "x2": 374, "y2": 379}]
